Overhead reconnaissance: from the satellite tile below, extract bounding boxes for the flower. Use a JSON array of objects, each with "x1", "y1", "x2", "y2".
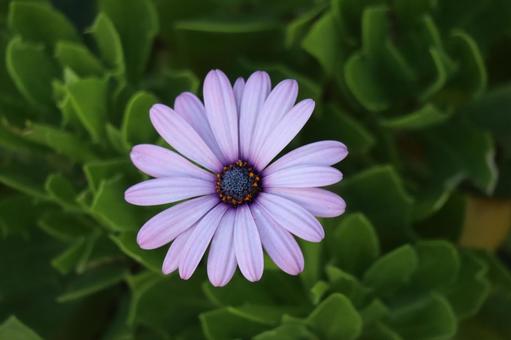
[{"x1": 125, "y1": 69, "x2": 347, "y2": 286}]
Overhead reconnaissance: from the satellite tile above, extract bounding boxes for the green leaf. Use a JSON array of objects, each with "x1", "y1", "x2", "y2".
[
  {"x1": 325, "y1": 266, "x2": 369, "y2": 306},
  {"x1": 88, "y1": 13, "x2": 125, "y2": 75},
  {"x1": 254, "y1": 323, "x2": 318, "y2": 340},
  {"x1": 466, "y1": 85, "x2": 511, "y2": 138},
  {"x1": 380, "y1": 104, "x2": 449, "y2": 130},
  {"x1": 90, "y1": 175, "x2": 142, "y2": 231},
  {"x1": 38, "y1": 211, "x2": 91, "y2": 242},
  {"x1": 443, "y1": 251, "x2": 490, "y2": 319},
  {"x1": 0, "y1": 195, "x2": 40, "y2": 237},
  {"x1": 423, "y1": 118, "x2": 497, "y2": 194},
  {"x1": 448, "y1": 30, "x2": 487, "y2": 98},
  {"x1": 99, "y1": 0, "x2": 159, "y2": 81},
  {"x1": 57, "y1": 264, "x2": 128, "y2": 302},
  {"x1": 44, "y1": 174, "x2": 78, "y2": 210},
  {"x1": 389, "y1": 294, "x2": 456, "y2": 340},
  {"x1": 285, "y1": 3, "x2": 327, "y2": 48},
  {"x1": 6, "y1": 36, "x2": 58, "y2": 110},
  {"x1": 302, "y1": 12, "x2": 342, "y2": 75},
  {"x1": 329, "y1": 213, "x2": 380, "y2": 277},
  {"x1": 305, "y1": 105, "x2": 375, "y2": 156},
  {"x1": 300, "y1": 241, "x2": 322, "y2": 289},
  {"x1": 306, "y1": 293, "x2": 362, "y2": 340},
  {"x1": 310, "y1": 281, "x2": 330, "y2": 305},
  {"x1": 0, "y1": 316, "x2": 42, "y2": 340},
  {"x1": 363, "y1": 245, "x2": 418, "y2": 297},
  {"x1": 110, "y1": 231, "x2": 166, "y2": 273},
  {"x1": 340, "y1": 165, "x2": 414, "y2": 244},
  {"x1": 8, "y1": 1, "x2": 79, "y2": 46},
  {"x1": 418, "y1": 47, "x2": 448, "y2": 101},
  {"x1": 128, "y1": 272, "x2": 210, "y2": 335},
  {"x1": 55, "y1": 41, "x2": 104, "y2": 77},
  {"x1": 344, "y1": 52, "x2": 390, "y2": 112},
  {"x1": 175, "y1": 19, "x2": 277, "y2": 33},
  {"x1": 411, "y1": 240, "x2": 460, "y2": 292},
  {"x1": 24, "y1": 122, "x2": 98, "y2": 163},
  {"x1": 84, "y1": 159, "x2": 131, "y2": 193},
  {"x1": 51, "y1": 238, "x2": 89, "y2": 274},
  {"x1": 201, "y1": 306, "x2": 285, "y2": 340},
  {"x1": 66, "y1": 77, "x2": 109, "y2": 143},
  {"x1": 121, "y1": 91, "x2": 158, "y2": 146}
]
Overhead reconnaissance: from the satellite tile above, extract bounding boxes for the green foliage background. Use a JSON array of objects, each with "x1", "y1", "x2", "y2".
[{"x1": 1, "y1": 0, "x2": 511, "y2": 339}]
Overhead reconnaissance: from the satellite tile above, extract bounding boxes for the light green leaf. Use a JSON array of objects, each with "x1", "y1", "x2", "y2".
[
  {"x1": 329, "y1": 213, "x2": 380, "y2": 277},
  {"x1": 302, "y1": 12, "x2": 342, "y2": 74},
  {"x1": 363, "y1": 245, "x2": 418, "y2": 297},
  {"x1": 121, "y1": 91, "x2": 158, "y2": 146},
  {"x1": 84, "y1": 159, "x2": 131, "y2": 193},
  {"x1": 340, "y1": 165, "x2": 414, "y2": 244},
  {"x1": 99, "y1": 0, "x2": 158, "y2": 81},
  {"x1": 0, "y1": 316, "x2": 42, "y2": 340},
  {"x1": 380, "y1": 104, "x2": 449, "y2": 130},
  {"x1": 389, "y1": 294, "x2": 456, "y2": 340},
  {"x1": 66, "y1": 77, "x2": 109, "y2": 143},
  {"x1": 110, "y1": 231, "x2": 165, "y2": 273},
  {"x1": 306, "y1": 293, "x2": 362, "y2": 340},
  {"x1": 8, "y1": 1, "x2": 79, "y2": 46},
  {"x1": 254, "y1": 324, "x2": 318, "y2": 340},
  {"x1": 24, "y1": 122, "x2": 97, "y2": 163},
  {"x1": 6, "y1": 36, "x2": 57, "y2": 110},
  {"x1": 88, "y1": 13, "x2": 125, "y2": 76},
  {"x1": 57, "y1": 265, "x2": 128, "y2": 302},
  {"x1": 55, "y1": 41, "x2": 104, "y2": 77}
]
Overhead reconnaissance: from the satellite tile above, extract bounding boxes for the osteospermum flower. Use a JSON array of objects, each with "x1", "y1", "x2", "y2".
[{"x1": 125, "y1": 69, "x2": 347, "y2": 286}]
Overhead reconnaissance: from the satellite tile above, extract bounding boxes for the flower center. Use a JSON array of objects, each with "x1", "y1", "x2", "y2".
[{"x1": 216, "y1": 160, "x2": 261, "y2": 207}]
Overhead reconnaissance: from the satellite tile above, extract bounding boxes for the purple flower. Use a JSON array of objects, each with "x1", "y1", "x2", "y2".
[{"x1": 125, "y1": 69, "x2": 347, "y2": 286}]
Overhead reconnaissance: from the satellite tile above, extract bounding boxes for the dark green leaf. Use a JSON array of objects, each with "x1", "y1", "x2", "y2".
[
  {"x1": 110, "y1": 231, "x2": 166, "y2": 273},
  {"x1": 306, "y1": 293, "x2": 362, "y2": 340},
  {"x1": 0, "y1": 316, "x2": 42, "y2": 340},
  {"x1": 121, "y1": 91, "x2": 158, "y2": 146}
]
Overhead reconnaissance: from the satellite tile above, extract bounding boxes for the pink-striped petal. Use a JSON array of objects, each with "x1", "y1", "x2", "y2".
[
  {"x1": 251, "y1": 204, "x2": 304, "y2": 275},
  {"x1": 266, "y1": 187, "x2": 346, "y2": 217},
  {"x1": 203, "y1": 69, "x2": 239, "y2": 162},
  {"x1": 256, "y1": 193, "x2": 324, "y2": 242},
  {"x1": 207, "y1": 209, "x2": 237, "y2": 287},
  {"x1": 124, "y1": 176, "x2": 215, "y2": 206},
  {"x1": 136, "y1": 195, "x2": 218, "y2": 249},
  {"x1": 162, "y1": 225, "x2": 196, "y2": 274},
  {"x1": 234, "y1": 205, "x2": 264, "y2": 282},
  {"x1": 239, "y1": 71, "x2": 271, "y2": 160},
  {"x1": 179, "y1": 204, "x2": 228, "y2": 279},
  {"x1": 253, "y1": 99, "x2": 315, "y2": 169},
  {"x1": 264, "y1": 141, "x2": 348, "y2": 175},
  {"x1": 174, "y1": 92, "x2": 226, "y2": 164},
  {"x1": 249, "y1": 79, "x2": 298, "y2": 164},
  {"x1": 150, "y1": 104, "x2": 222, "y2": 172},
  {"x1": 130, "y1": 144, "x2": 212, "y2": 180},
  {"x1": 233, "y1": 77, "x2": 245, "y2": 112},
  {"x1": 263, "y1": 166, "x2": 343, "y2": 188}
]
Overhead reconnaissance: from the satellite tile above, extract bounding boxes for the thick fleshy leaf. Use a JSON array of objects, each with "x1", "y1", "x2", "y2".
[
  {"x1": 203, "y1": 69, "x2": 239, "y2": 162},
  {"x1": 207, "y1": 209, "x2": 237, "y2": 287},
  {"x1": 8, "y1": 2, "x2": 79, "y2": 46},
  {"x1": 256, "y1": 193, "x2": 324, "y2": 242},
  {"x1": 55, "y1": 41, "x2": 103, "y2": 77},
  {"x1": 306, "y1": 293, "x2": 362, "y2": 340},
  {"x1": 179, "y1": 204, "x2": 228, "y2": 279},
  {"x1": 0, "y1": 316, "x2": 42, "y2": 340},
  {"x1": 136, "y1": 195, "x2": 218, "y2": 249},
  {"x1": 88, "y1": 12, "x2": 124, "y2": 75},
  {"x1": 234, "y1": 205, "x2": 264, "y2": 282},
  {"x1": 150, "y1": 104, "x2": 223, "y2": 172},
  {"x1": 121, "y1": 91, "x2": 158, "y2": 146}
]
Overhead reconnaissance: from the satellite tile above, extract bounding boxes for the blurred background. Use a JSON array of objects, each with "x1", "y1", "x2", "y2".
[{"x1": 1, "y1": 0, "x2": 511, "y2": 339}]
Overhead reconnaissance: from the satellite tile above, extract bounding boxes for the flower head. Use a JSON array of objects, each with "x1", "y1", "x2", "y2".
[{"x1": 125, "y1": 69, "x2": 347, "y2": 286}]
